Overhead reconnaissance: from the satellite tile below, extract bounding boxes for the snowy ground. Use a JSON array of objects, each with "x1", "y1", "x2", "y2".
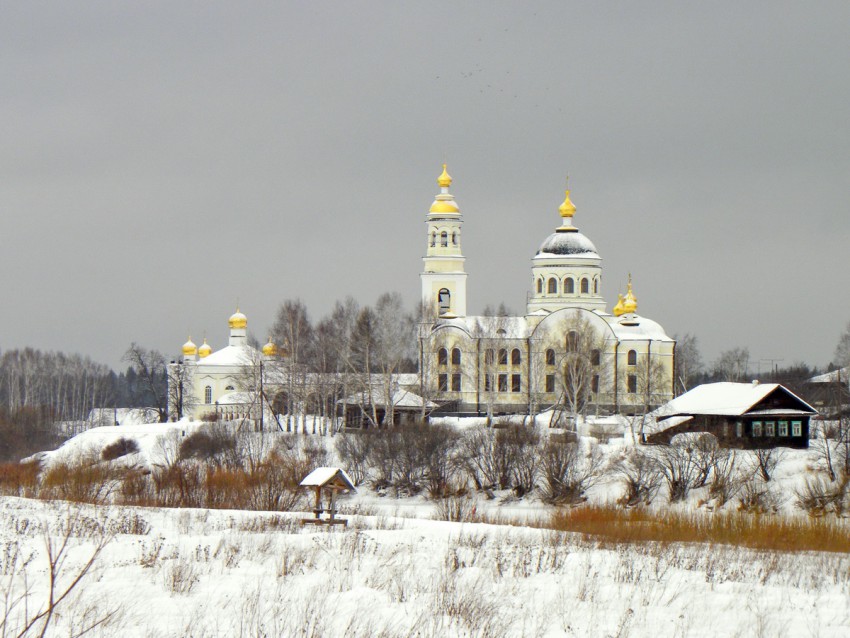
[{"x1": 1, "y1": 496, "x2": 849, "y2": 638}]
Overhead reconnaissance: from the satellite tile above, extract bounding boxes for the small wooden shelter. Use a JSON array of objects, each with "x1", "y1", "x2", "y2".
[{"x1": 299, "y1": 467, "x2": 357, "y2": 526}]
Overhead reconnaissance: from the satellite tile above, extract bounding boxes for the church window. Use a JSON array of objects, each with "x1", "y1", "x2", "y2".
[
  {"x1": 451, "y1": 348, "x2": 461, "y2": 365},
  {"x1": 204, "y1": 386, "x2": 212, "y2": 404},
  {"x1": 547, "y1": 278, "x2": 557, "y2": 294},
  {"x1": 438, "y1": 348, "x2": 448, "y2": 366},
  {"x1": 627, "y1": 374, "x2": 637, "y2": 394},
  {"x1": 581, "y1": 278, "x2": 589, "y2": 294},
  {"x1": 592, "y1": 374, "x2": 599, "y2": 394},
  {"x1": 438, "y1": 374, "x2": 448, "y2": 391},
  {"x1": 537, "y1": 278, "x2": 543, "y2": 294},
  {"x1": 511, "y1": 374, "x2": 521, "y2": 393},
  {"x1": 430, "y1": 231, "x2": 436, "y2": 247},
  {"x1": 594, "y1": 278, "x2": 599, "y2": 294},
  {"x1": 225, "y1": 385, "x2": 235, "y2": 391},
  {"x1": 564, "y1": 278, "x2": 575, "y2": 294},
  {"x1": 452, "y1": 231, "x2": 458, "y2": 245},
  {"x1": 591, "y1": 349, "x2": 601, "y2": 366},
  {"x1": 498, "y1": 349, "x2": 508, "y2": 365},
  {"x1": 627, "y1": 350, "x2": 637, "y2": 366},
  {"x1": 545, "y1": 374, "x2": 555, "y2": 393},
  {"x1": 451, "y1": 373, "x2": 461, "y2": 392},
  {"x1": 484, "y1": 349, "x2": 494, "y2": 365},
  {"x1": 438, "y1": 288, "x2": 451, "y2": 314},
  {"x1": 511, "y1": 349, "x2": 521, "y2": 366},
  {"x1": 566, "y1": 331, "x2": 578, "y2": 352},
  {"x1": 546, "y1": 349, "x2": 555, "y2": 366},
  {"x1": 498, "y1": 374, "x2": 508, "y2": 392},
  {"x1": 484, "y1": 374, "x2": 493, "y2": 392},
  {"x1": 440, "y1": 231, "x2": 448, "y2": 247}
]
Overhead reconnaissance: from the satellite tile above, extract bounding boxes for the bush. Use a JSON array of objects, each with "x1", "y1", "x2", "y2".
[
  {"x1": 738, "y1": 477, "x2": 781, "y2": 514},
  {"x1": 178, "y1": 429, "x2": 237, "y2": 466},
  {"x1": 41, "y1": 459, "x2": 117, "y2": 504},
  {"x1": 615, "y1": 449, "x2": 662, "y2": 507},
  {"x1": 101, "y1": 437, "x2": 139, "y2": 461},
  {"x1": 336, "y1": 431, "x2": 374, "y2": 486},
  {"x1": 542, "y1": 438, "x2": 604, "y2": 505},
  {"x1": 0, "y1": 461, "x2": 40, "y2": 497},
  {"x1": 796, "y1": 476, "x2": 848, "y2": 517}
]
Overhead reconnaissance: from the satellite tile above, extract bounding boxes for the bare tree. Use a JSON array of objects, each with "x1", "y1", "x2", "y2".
[
  {"x1": 713, "y1": 347, "x2": 750, "y2": 382},
  {"x1": 270, "y1": 300, "x2": 314, "y2": 433},
  {"x1": 672, "y1": 333, "x2": 703, "y2": 395},
  {"x1": 122, "y1": 344, "x2": 167, "y2": 422},
  {"x1": 167, "y1": 361, "x2": 196, "y2": 421}
]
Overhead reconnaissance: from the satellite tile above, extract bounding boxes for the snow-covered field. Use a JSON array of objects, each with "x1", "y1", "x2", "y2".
[{"x1": 1, "y1": 496, "x2": 849, "y2": 638}]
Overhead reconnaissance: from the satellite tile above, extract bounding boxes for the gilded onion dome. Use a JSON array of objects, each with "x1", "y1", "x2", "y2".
[
  {"x1": 229, "y1": 308, "x2": 248, "y2": 329},
  {"x1": 437, "y1": 163, "x2": 452, "y2": 188},
  {"x1": 198, "y1": 339, "x2": 212, "y2": 358},
  {"x1": 182, "y1": 337, "x2": 197, "y2": 356},
  {"x1": 262, "y1": 337, "x2": 278, "y2": 357},
  {"x1": 613, "y1": 294, "x2": 626, "y2": 317},
  {"x1": 622, "y1": 277, "x2": 638, "y2": 314},
  {"x1": 430, "y1": 164, "x2": 459, "y2": 213}
]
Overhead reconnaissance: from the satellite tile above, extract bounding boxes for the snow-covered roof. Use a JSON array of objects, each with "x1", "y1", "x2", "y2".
[
  {"x1": 196, "y1": 345, "x2": 257, "y2": 366},
  {"x1": 339, "y1": 388, "x2": 437, "y2": 410},
  {"x1": 535, "y1": 230, "x2": 599, "y2": 259},
  {"x1": 807, "y1": 367, "x2": 848, "y2": 384},
  {"x1": 654, "y1": 382, "x2": 816, "y2": 420},
  {"x1": 299, "y1": 466, "x2": 356, "y2": 491},
  {"x1": 435, "y1": 315, "x2": 531, "y2": 339},
  {"x1": 607, "y1": 314, "x2": 674, "y2": 342}
]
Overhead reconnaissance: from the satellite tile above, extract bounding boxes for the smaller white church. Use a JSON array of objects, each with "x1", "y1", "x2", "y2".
[
  {"x1": 418, "y1": 166, "x2": 675, "y2": 416},
  {"x1": 174, "y1": 310, "x2": 280, "y2": 421}
]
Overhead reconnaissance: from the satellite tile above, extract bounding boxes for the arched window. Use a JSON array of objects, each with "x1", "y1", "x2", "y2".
[
  {"x1": 451, "y1": 348, "x2": 461, "y2": 365},
  {"x1": 627, "y1": 350, "x2": 637, "y2": 366},
  {"x1": 566, "y1": 331, "x2": 578, "y2": 352},
  {"x1": 593, "y1": 278, "x2": 599, "y2": 294},
  {"x1": 547, "y1": 278, "x2": 557, "y2": 294},
  {"x1": 564, "y1": 278, "x2": 575, "y2": 294},
  {"x1": 591, "y1": 349, "x2": 601, "y2": 366},
  {"x1": 204, "y1": 386, "x2": 212, "y2": 404},
  {"x1": 430, "y1": 231, "x2": 436, "y2": 247},
  {"x1": 452, "y1": 231, "x2": 458, "y2": 245},
  {"x1": 438, "y1": 348, "x2": 448, "y2": 366},
  {"x1": 438, "y1": 288, "x2": 451, "y2": 314},
  {"x1": 484, "y1": 349, "x2": 494, "y2": 364},
  {"x1": 440, "y1": 231, "x2": 448, "y2": 247},
  {"x1": 498, "y1": 348, "x2": 508, "y2": 365},
  {"x1": 511, "y1": 348, "x2": 521, "y2": 366},
  {"x1": 581, "y1": 278, "x2": 589, "y2": 294},
  {"x1": 537, "y1": 278, "x2": 543, "y2": 294},
  {"x1": 225, "y1": 385, "x2": 235, "y2": 391},
  {"x1": 546, "y1": 349, "x2": 555, "y2": 366}
]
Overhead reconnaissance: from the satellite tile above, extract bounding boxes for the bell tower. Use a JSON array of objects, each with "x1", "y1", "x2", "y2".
[{"x1": 420, "y1": 165, "x2": 467, "y2": 318}]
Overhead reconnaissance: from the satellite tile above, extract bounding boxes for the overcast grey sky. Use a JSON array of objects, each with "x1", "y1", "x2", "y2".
[{"x1": 2, "y1": 2, "x2": 849, "y2": 373}]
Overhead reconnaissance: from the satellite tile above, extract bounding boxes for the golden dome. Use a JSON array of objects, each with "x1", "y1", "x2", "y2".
[
  {"x1": 429, "y1": 200, "x2": 459, "y2": 213},
  {"x1": 558, "y1": 189, "x2": 576, "y2": 218},
  {"x1": 437, "y1": 164, "x2": 452, "y2": 188},
  {"x1": 228, "y1": 308, "x2": 247, "y2": 329},
  {"x1": 198, "y1": 339, "x2": 212, "y2": 358},
  {"x1": 182, "y1": 337, "x2": 197, "y2": 356},
  {"x1": 613, "y1": 294, "x2": 626, "y2": 317},
  {"x1": 622, "y1": 276, "x2": 638, "y2": 314},
  {"x1": 262, "y1": 337, "x2": 278, "y2": 357}
]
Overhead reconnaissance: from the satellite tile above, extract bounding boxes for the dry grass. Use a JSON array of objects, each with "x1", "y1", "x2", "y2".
[{"x1": 544, "y1": 505, "x2": 850, "y2": 553}]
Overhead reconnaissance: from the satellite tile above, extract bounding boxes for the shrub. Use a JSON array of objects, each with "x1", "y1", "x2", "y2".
[
  {"x1": 542, "y1": 438, "x2": 604, "y2": 505},
  {"x1": 738, "y1": 477, "x2": 781, "y2": 514},
  {"x1": 336, "y1": 431, "x2": 374, "y2": 486},
  {"x1": 615, "y1": 449, "x2": 663, "y2": 507},
  {"x1": 0, "y1": 461, "x2": 40, "y2": 497},
  {"x1": 178, "y1": 429, "x2": 237, "y2": 466},
  {"x1": 41, "y1": 459, "x2": 117, "y2": 504},
  {"x1": 652, "y1": 440, "x2": 700, "y2": 502},
  {"x1": 796, "y1": 476, "x2": 848, "y2": 517},
  {"x1": 101, "y1": 437, "x2": 139, "y2": 461}
]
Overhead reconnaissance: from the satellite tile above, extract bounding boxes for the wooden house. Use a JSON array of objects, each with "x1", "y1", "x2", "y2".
[{"x1": 646, "y1": 381, "x2": 816, "y2": 448}]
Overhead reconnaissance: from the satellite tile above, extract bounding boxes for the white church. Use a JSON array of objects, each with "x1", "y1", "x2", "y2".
[
  {"x1": 418, "y1": 165, "x2": 675, "y2": 416},
  {"x1": 172, "y1": 165, "x2": 675, "y2": 421}
]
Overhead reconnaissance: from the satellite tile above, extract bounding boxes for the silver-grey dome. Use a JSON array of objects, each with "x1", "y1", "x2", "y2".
[{"x1": 536, "y1": 230, "x2": 598, "y2": 257}]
